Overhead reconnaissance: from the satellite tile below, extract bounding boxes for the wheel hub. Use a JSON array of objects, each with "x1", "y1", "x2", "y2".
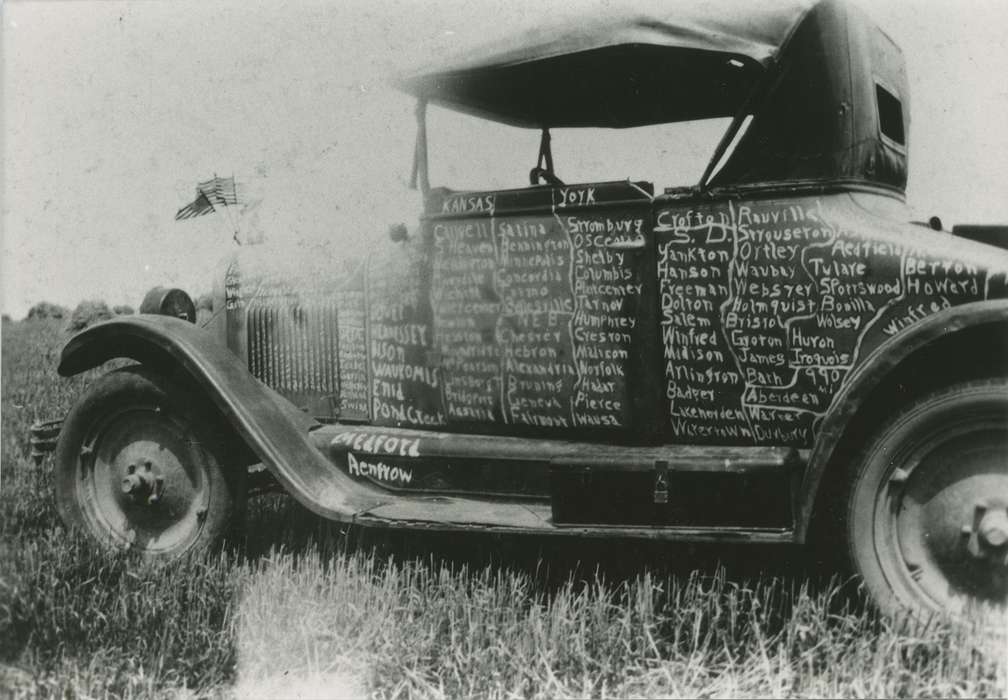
[
  {"x1": 119, "y1": 460, "x2": 165, "y2": 505},
  {"x1": 79, "y1": 405, "x2": 208, "y2": 553},
  {"x1": 965, "y1": 504, "x2": 1008, "y2": 564}
]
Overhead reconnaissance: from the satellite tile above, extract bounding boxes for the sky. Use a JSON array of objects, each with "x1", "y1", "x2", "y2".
[{"x1": 4, "y1": 0, "x2": 1008, "y2": 319}]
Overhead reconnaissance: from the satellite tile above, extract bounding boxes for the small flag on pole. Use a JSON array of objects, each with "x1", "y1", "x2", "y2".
[
  {"x1": 174, "y1": 191, "x2": 216, "y2": 220},
  {"x1": 175, "y1": 175, "x2": 239, "y2": 220},
  {"x1": 198, "y1": 175, "x2": 238, "y2": 206}
]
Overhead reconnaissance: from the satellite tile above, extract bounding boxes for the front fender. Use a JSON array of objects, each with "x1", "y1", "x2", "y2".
[
  {"x1": 59, "y1": 314, "x2": 389, "y2": 520},
  {"x1": 797, "y1": 299, "x2": 1008, "y2": 538}
]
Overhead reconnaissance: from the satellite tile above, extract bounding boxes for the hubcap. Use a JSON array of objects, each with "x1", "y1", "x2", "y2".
[
  {"x1": 78, "y1": 405, "x2": 209, "y2": 553},
  {"x1": 964, "y1": 505, "x2": 1008, "y2": 563},
  {"x1": 884, "y1": 423, "x2": 1008, "y2": 614},
  {"x1": 120, "y1": 460, "x2": 165, "y2": 505},
  {"x1": 977, "y1": 509, "x2": 1008, "y2": 549}
]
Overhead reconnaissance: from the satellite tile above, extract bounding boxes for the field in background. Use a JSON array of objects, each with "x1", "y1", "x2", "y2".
[{"x1": 1, "y1": 319, "x2": 1004, "y2": 698}]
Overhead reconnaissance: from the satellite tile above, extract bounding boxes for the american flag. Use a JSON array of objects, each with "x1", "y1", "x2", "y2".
[
  {"x1": 175, "y1": 176, "x2": 239, "y2": 220},
  {"x1": 198, "y1": 176, "x2": 239, "y2": 206},
  {"x1": 174, "y1": 191, "x2": 215, "y2": 220}
]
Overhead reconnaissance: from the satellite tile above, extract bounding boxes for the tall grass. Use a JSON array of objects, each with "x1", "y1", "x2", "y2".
[
  {"x1": 233, "y1": 549, "x2": 1002, "y2": 699},
  {"x1": 1, "y1": 320, "x2": 1005, "y2": 698}
]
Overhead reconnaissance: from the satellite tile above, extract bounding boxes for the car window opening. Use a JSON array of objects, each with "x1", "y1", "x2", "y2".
[
  {"x1": 876, "y1": 83, "x2": 905, "y2": 145},
  {"x1": 422, "y1": 102, "x2": 733, "y2": 194}
]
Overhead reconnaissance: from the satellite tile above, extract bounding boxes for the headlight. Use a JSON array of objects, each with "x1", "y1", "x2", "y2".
[{"x1": 139, "y1": 286, "x2": 196, "y2": 323}]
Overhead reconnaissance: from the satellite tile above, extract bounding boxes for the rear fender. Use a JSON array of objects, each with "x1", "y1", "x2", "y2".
[
  {"x1": 797, "y1": 299, "x2": 1008, "y2": 538},
  {"x1": 58, "y1": 315, "x2": 389, "y2": 519}
]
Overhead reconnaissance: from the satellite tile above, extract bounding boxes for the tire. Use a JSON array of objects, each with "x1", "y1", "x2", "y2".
[
  {"x1": 55, "y1": 365, "x2": 245, "y2": 558},
  {"x1": 847, "y1": 379, "x2": 1008, "y2": 624}
]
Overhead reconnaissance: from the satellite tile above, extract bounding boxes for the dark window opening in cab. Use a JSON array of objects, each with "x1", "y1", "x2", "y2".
[
  {"x1": 425, "y1": 104, "x2": 732, "y2": 192},
  {"x1": 875, "y1": 83, "x2": 905, "y2": 145}
]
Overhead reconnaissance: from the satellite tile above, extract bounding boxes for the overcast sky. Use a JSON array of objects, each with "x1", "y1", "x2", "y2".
[{"x1": 4, "y1": 0, "x2": 1008, "y2": 318}]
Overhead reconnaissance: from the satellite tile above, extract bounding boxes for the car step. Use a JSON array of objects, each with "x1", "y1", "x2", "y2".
[
  {"x1": 319, "y1": 423, "x2": 801, "y2": 474},
  {"x1": 317, "y1": 424, "x2": 802, "y2": 531}
]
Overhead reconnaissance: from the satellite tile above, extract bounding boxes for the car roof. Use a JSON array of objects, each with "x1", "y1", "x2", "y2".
[{"x1": 396, "y1": 0, "x2": 818, "y2": 128}]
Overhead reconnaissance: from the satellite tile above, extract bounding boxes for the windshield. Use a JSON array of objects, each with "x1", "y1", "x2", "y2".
[{"x1": 425, "y1": 104, "x2": 732, "y2": 193}]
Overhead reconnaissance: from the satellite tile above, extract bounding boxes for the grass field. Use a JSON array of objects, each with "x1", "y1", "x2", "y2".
[{"x1": 2, "y1": 318, "x2": 1005, "y2": 698}]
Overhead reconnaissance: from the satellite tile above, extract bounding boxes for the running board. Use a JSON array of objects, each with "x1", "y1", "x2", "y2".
[
  {"x1": 315, "y1": 424, "x2": 798, "y2": 474},
  {"x1": 308, "y1": 424, "x2": 803, "y2": 537},
  {"x1": 355, "y1": 499, "x2": 795, "y2": 543}
]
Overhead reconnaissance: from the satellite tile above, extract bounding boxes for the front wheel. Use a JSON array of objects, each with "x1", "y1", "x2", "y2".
[
  {"x1": 55, "y1": 366, "x2": 245, "y2": 558},
  {"x1": 848, "y1": 380, "x2": 1008, "y2": 624}
]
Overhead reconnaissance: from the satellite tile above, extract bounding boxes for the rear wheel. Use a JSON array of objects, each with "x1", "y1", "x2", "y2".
[
  {"x1": 847, "y1": 380, "x2": 1008, "y2": 624},
  {"x1": 55, "y1": 366, "x2": 245, "y2": 558}
]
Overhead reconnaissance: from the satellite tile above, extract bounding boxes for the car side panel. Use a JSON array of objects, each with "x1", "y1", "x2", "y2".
[
  {"x1": 654, "y1": 191, "x2": 1008, "y2": 447},
  {"x1": 363, "y1": 183, "x2": 656, "y2": 439}
]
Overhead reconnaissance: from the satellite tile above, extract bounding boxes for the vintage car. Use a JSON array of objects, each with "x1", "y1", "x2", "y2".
[{"x1": 47, "y1": 0, "x2": 1008, "y2": 624}]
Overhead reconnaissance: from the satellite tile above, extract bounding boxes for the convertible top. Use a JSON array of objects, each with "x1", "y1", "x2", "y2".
[
  {"x1": 400, "y1": 0, "x2": 909, "y2": 195},
  {"x1": 398, "y1": 0, "x2": 817, "y2": 128}
]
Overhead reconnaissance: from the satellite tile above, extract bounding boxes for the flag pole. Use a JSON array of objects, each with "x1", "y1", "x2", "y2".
[{"x1": 230, "y1": 171, "x2": 242, "y2": 245}]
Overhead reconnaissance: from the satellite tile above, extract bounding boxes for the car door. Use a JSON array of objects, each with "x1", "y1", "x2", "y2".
[{"x1": 425, "y1": 182, "x2": 655, "y2": 437}]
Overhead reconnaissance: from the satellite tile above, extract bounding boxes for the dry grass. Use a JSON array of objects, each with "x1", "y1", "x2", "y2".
[{"x1": 2, "y1": 320, "x2": 1005, "y2": 698}]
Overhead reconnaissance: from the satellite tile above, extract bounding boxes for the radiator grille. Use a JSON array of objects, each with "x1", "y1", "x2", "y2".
[{"x1": 246, "y1": 300, "x2": 340, "y2": 396}]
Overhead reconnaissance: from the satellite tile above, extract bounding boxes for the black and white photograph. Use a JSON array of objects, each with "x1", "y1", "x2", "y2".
[{"x1": 2, "y1": 0, "x2": 1007, "y2": 696}]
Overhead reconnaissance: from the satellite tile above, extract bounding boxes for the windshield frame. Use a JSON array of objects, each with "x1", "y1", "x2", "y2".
[{"x1": 410, "y1": 98, "x2": 754, "y2": 196}]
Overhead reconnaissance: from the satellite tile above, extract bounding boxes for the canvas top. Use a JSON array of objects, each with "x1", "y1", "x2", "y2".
[{"x1": 396, "y1": 0, "x2": 818, "y2": 128}]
